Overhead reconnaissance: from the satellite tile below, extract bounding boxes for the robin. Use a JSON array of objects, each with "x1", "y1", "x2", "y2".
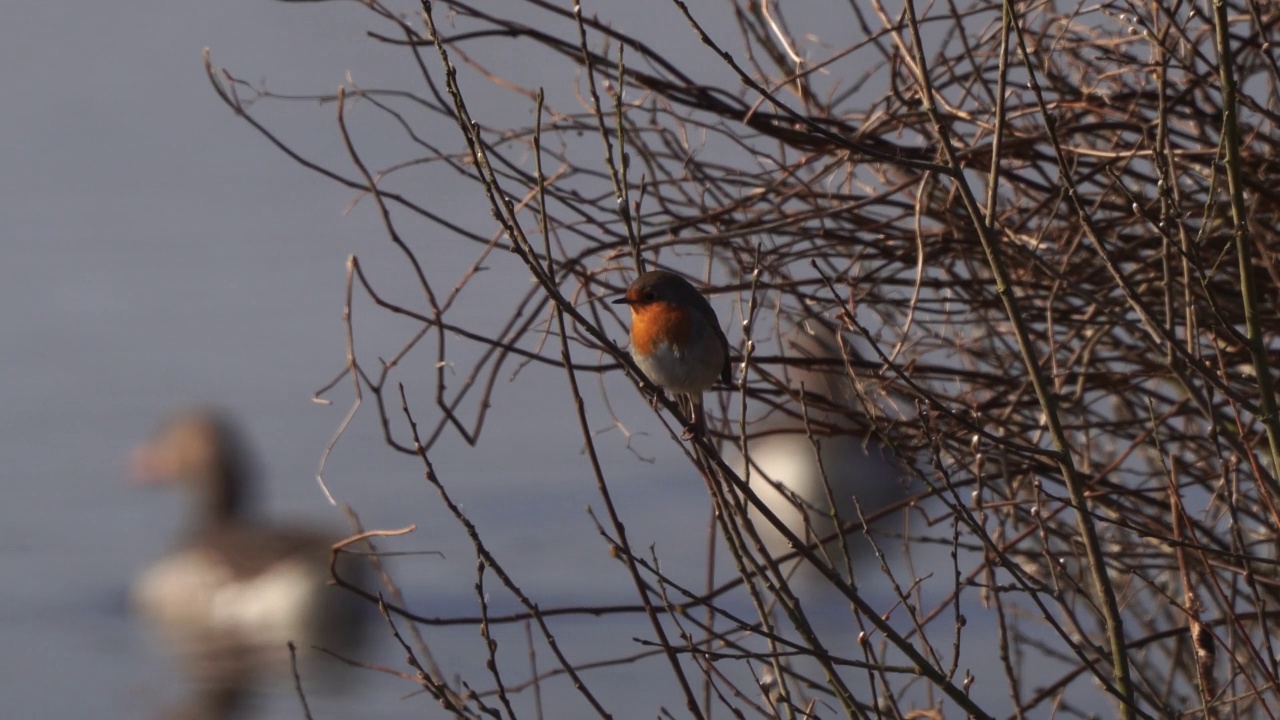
[{"x1": 612, "y1": 270, "x2": 731, "y2": 436}]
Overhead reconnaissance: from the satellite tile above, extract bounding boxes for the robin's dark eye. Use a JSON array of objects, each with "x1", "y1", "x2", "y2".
[{"x1": 642, "y1": 290, "x2": 656, "y2": 302}]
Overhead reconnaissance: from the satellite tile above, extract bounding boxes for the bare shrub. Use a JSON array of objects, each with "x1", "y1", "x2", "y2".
[{"x1": 209, "y1": 0, "x2": 1280, "y2": 717}]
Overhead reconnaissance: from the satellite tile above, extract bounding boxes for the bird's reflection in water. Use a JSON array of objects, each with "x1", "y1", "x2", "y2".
[
  {"x1": 723, "y1": 322, "x2": 912, "y2": 713},
  {"x1": 130, "y1": 408, "x2": 371, "y2": 719}
]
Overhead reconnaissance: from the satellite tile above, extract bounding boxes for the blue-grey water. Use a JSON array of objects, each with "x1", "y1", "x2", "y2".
[{"x1": 0, "y1": 2, "x2": 1115, "y2": 718}]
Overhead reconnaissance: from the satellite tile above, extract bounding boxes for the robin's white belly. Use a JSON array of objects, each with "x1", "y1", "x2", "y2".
[{"x1": 633, "y1": 339, "x2": 722, "y2": 394}]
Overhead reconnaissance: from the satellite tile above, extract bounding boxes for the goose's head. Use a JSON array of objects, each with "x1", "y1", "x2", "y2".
[{"x1": 131, "y1": 408, "x2": 256, "y2": 526}]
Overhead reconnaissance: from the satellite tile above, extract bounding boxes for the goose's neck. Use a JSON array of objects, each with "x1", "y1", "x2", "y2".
[{"x1": 193, "y1": 456, "x2": 250, "y2": 528}]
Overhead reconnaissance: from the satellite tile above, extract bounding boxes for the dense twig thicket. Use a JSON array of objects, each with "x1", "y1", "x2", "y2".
[{"x1": 209, "y1": 0, "x2": 1280, "y2": 717}]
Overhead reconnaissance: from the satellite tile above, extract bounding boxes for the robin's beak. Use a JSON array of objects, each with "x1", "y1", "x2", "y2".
[{"x1": 611, "y1": 297, "x2": 631, "y2": 306}]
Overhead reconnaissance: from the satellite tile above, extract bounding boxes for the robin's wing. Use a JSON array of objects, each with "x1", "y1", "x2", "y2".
[
  {"x1": 693, "y1": 291, "x2": 733, "y2": 386},
  {"x1": 716, "y1": 323, "x2": 732, "y2": 385}
]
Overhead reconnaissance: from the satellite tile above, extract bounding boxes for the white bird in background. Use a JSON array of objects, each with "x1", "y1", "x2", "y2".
[{"x1": 725, "y1": 322, "x2": 904, "y2": 575}]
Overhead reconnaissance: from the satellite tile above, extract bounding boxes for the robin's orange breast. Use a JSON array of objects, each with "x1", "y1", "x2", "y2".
[{"x1": 630, "y1": 301, "x2": 693, "y2": 356}]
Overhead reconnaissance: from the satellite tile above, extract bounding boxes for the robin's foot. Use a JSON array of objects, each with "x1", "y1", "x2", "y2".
[
  {"x1": 645, "y1": 387, "x2": 667, "y2": 410},
  {"x1": 681, "y1": 408, "x2": 702, "y2": 440}
]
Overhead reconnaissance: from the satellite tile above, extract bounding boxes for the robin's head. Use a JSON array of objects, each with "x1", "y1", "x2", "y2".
[{"x1": 611, "y1": 270, "x2": 705, "y2": 313}]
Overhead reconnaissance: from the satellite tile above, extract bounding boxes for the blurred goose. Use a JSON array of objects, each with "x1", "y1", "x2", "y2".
[
  {"x1": 131, "y1": 407, "x2": 369, "y2": 718},
  {"x1": 726, "y1": 323, "x2": 903, "y2": 574}
]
